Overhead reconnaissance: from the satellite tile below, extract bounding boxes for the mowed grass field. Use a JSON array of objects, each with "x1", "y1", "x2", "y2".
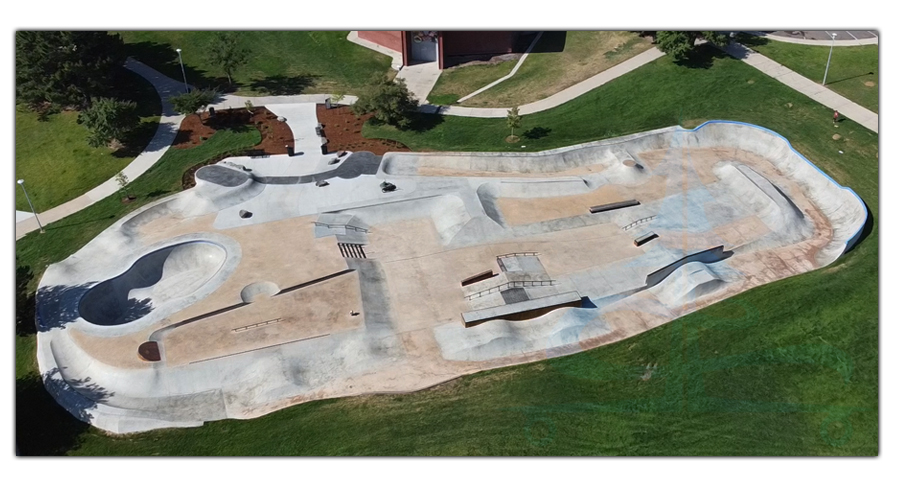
[
  {"x1": 441, "y1": 31, "x2": 652, "y2": 108},
  {"x1": 118, "y1": 31, "x2": 394, "y2": 96},
  {"x1": 15, "y1": 46, "x2": 877, "y2": 456},
  {"x1": 15, "y1": 68, "x2": 161, "y2": 212},
  {"x1": 741, "y1": 36, "x2": 879, "y2": 113}
]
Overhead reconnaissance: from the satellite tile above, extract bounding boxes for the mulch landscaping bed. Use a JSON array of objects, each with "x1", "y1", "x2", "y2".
[
  {"x1": 177, "y1": 107, "x2": 294, "y2": 189},
  {"x1": 174, "y1": 107, "x2": 293, "y2": 154},
  {"x1": 315, "y1": 104, "x2": 410, "y2": 155}
]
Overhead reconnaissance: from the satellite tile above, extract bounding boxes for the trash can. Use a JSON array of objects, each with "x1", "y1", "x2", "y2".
[{"x1": 286, "y1": 144, "x2": 294, "y2": 156}]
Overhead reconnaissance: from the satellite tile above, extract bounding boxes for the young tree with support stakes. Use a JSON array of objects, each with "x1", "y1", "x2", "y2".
[
  {"x1": 506, "y1": 106, "x2": 522, "y2": 143},
  {"x1": 206, "y1": 32, "x2": 250, "y2": 88}
]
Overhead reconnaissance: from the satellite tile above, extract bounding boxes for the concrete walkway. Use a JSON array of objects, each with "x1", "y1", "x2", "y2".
[
  {"x1": 457, "y1": 32, "x2": 544, "y2": 103},
  {"x1": 723, "y1": 43, "x2": 878, "y2": 133},
  {"x1": 396, "y1": 61, "x2": 442, "y2": 103},
  {"x1": 15, "y1": 58, "x2": 187, "y2": 240},
  {"x1": 748, "y1": 31, "x2": 878, "y2": 46},
  {"x1": 426, "y1": 48, "x2": 666, "y2": 118}
]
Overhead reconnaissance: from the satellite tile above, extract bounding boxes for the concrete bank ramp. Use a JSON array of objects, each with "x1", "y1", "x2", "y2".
[
  {"x1": 79, "y1": 242, "x2": 227, "y2": 326},
  {"x1": 652, "y1": 261, "x2": 727, "y2": 308}
]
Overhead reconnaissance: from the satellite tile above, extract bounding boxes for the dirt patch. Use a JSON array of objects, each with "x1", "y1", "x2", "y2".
[
  {"x1": 864, "y1": 81, "x2": 875, "y2": 87},
  {"x1": 833, "y1": 134, "x2": 842, "y2": 140},
  {"x1": 315, "y1": 104, "x2": 410, "y2": 155}
]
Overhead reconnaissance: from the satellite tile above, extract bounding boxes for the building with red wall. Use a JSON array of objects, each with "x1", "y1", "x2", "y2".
[{"x1": 357, "y1": 31, "x2": 526, "y2": 69}]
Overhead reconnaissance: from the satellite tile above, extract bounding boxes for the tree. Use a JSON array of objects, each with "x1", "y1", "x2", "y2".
[
  {"x1": 351, "y1": 76, "x2": 419, "y2": 129},
  {"x1": 507, "y1": 106, "x2": 522, "y2": 141},
  {"x1": 115, "y1": 172, "x2": 134, "y2": 200},
  {"x1": 655, "y1": 31, "x2": 730, "y2": 61},
  {"x1": 169, "y1": 88, "x2": 218, "y2": 116},
  {"x1": 16, "y1": 31, "x2": 126, "y2": 111},
  {"x1": 77, "y1": 97, "x2": 139, "y2": 148},
  {"x1": 205, "y1": 32, "x2": 250, "y2": 87}
]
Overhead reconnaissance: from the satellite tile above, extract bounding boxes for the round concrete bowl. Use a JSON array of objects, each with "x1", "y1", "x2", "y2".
[{"x1": 79, "y1": 242, "x2": 228, "y2": 326}]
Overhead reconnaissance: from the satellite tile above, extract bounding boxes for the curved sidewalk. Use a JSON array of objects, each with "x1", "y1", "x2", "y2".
[
  {"x1": 16, "y1": 59, "x2": 187, "y2": 240},
  {"x1": 424, "y1": 48, "x2": 666, "y2": 117},
  {"x1": 745, "y1": 31, "x2": 878, "y2": 46},
  {"x1": 723, "y1": 42, "x2": 878, "y2": 133}
]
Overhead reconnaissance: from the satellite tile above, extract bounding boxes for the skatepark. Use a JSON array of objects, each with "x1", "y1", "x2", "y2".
[{"x1": 35, "y1": 102, "x2": 867, "y2": 433}]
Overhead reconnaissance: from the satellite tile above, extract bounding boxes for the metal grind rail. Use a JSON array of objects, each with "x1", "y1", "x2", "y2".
[
  {"x1": 465, "y1": 280, "x2": 556, "y2": 300},
  {"x1": 232, "y1": 317, "x2": 283, "y2": 333}
]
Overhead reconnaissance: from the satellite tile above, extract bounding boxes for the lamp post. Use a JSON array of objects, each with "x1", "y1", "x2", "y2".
[
  {"x1": 176, "y1": 48, "x2": 189, "y2": 92},
  {"x1": 822, "y1": 32, "x2": 838, "y2": 85},
  {"x1": 17, "y1": 179, "x2": 44, "y2": 233}
]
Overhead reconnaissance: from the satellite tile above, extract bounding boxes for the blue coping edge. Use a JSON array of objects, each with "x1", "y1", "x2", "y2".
[{"x1": 682, "y1": 120, "x2": 869, "y2": 255}]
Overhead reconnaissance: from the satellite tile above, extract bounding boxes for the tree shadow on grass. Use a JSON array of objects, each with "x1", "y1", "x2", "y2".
[
  {"x1": 674, "y1": 44, "x2": 733, "y2": 70},
  {"x1": 17, "y1": 368, "x2": 114, "y2": 456},
  {"x1": 124, "y1": 40, "x2": 226, "y2": 90},
  {"x1": 523, "y1": 127, "x2": 551, "y2": 140},
  {"x1": 16, "y1": 265, "x2": 36, "y2": 336},
  {"x1": 735, "y1": 33, "x2": 770, "y2": 49},
  {"x1": 247, "y1": 74, "x2": 317, "y2": 95},
  {"x1": 407, "y1": 111, "x2": 445, "y2": 132},
  {"x1": 112, "y1": 120, "x2": 177, "y2": 157}
]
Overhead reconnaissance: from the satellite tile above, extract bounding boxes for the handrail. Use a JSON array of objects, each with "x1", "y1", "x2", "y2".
[
  {"x1": 622, "y1": 215, "x2": 656, "y2": 231},
  {"x1": 465, "y1": 280, "x2": 556, "y2": 300}
]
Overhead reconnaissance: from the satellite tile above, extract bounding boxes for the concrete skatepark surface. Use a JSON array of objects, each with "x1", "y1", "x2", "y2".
[{"x1": 35, "y1": 109, "x2": 867, "y2": 433}]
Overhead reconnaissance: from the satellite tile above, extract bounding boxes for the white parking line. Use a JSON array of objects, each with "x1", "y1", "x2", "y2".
[
  {"x1": 868, "y1": 31, "x2": 878, "y2": 38},
  {"x1": 846, "y1": 31, "x2": 858, "y2": 40}
]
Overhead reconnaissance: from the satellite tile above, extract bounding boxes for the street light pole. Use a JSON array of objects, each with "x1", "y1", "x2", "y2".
[
  {"x1": 822, "y1": 32, "x2": 838, "y2": 85},
  {"x1": 17, "y1": 179, "x2": 44, "y2": 233},
  {"x1": 176, "y1": 48, "x2": 189, "y2": 92}
]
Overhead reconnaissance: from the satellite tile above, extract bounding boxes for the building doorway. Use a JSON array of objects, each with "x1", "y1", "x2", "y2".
[{"x1": 409, "y1": 31, "x2": 438, "y2": 63}]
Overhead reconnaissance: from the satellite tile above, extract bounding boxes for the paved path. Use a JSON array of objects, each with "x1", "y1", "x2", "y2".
[
  {"x1": 457, "y1": 32, "x2": 544, "y2": 103},
  {"x1": 16, "y1": 58, "x2": 187, "y2": 240},
  {"x1": 396, "y1": 61, "x2": 442, "y2": 103},
  {"x1": 750, "y1": 30, "x2": 878, "y2": 46},
  {"x1": 723, "y1": 43, "x2": 878, "y2": 133},
  {"x1": 426, "y1": 48, "x2": 666, "y2": 117}
]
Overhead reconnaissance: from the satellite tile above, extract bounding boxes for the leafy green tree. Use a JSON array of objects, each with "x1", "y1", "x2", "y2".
[
  {"x1": 169, "y1": 88, "x2": 218, "y2": 116},
  {"x1": 351, "y1": 76, "x2": 419, "y2": 129},
  {"x1": 205, "y1": 32, "x2": 250, "y2": 86},
  {"x1": 76, "y1": 97, "x2": 138, "y2": 148},
  {"x1": 15, "y1": 31, "x2": 126, "y2": 110},
  {"x1": 655, "y1": 31, "x2": 730, "y2": 61},
  {"x1": 507, "y1": 105, "x2": 521, "y2": 140}
]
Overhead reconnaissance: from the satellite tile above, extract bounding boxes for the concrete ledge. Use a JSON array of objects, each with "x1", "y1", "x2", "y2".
[{"x1": 462, "y1": 291, "x2": 582, "y2": 327}]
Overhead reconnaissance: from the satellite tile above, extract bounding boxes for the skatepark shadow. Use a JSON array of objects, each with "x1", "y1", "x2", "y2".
[
  {"x1": 248, "y1": 74, "x2": 316, "y2": 95},
  {"x1": 16, "y1": 368, "x2": 113, "y2": 456},
  {"x1": 843, "y1": 199, "x2": 875, "y2": 256},
  {"x1": 16, "y1": 265, "x2": 36, "y2": 336}
]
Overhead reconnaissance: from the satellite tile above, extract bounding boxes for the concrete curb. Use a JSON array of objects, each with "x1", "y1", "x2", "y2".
[{"x1": 746, "y1": 31, "x2": 878, "y2": 47}]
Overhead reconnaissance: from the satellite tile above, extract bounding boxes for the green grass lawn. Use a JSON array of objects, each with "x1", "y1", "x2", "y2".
[
  {"x1": 15, "y1": 68, "x2": 161, "y2": 212},
  {"x1": 15, "y1": 46, "x2": 877, "y2": 456},
  {"x1": 427, "y1": 59, "x2": 517, "y2": 105},
  {"x1": 454, "y1": 31, "x2": 651, "y2": 108},
  {"x1": 118, "y1": 31, "x2": 394, "y2": 96},
  {"x1": 740, "y1": 35, "x2": 879, "y2": 113}
]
